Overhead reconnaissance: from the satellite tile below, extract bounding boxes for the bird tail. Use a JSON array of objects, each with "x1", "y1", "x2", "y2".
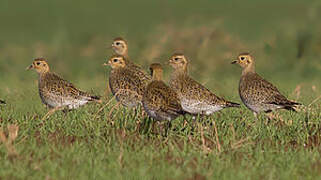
[
  {"x1": 179, "y1": 110, "x2": 190, "y2": 116},
  {"x1": 284, "y1": 101, "x2": 302, "y2": 112},
  {"x1": 284, "y1": 106, "x2": 297, "y2": 112},
  {"x1": 226, "y1": 101, "x2": 241, "y2": 108},
  {"x1": 289, "y1": 101, "x2": 301, "y2": 106},
  {"x1": 89, "y1": 95, "x2": 103, "y2": 103}
]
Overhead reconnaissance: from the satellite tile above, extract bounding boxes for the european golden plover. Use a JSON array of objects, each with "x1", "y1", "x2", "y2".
[
  {"x1": 231, "y1": 53, "x2": 300, "y2": 118},
  {"x1": 27, "y1": 58, "x2": 101, "y2": 118},
  {"x1": 104, "y1": 55, "x2": 149, "y2": 108},
  {"x1": 169, "y1": 53, "x2": 240, "y2": 116},
  {"x1": 143, "y1": 63, "x2": 185, "y2": 121}
]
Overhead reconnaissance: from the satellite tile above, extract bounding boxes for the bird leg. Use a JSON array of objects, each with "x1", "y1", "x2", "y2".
[
  {"x1": 140, "y1": 108, "x2": 146, "y2": 120},
  {"x1": 133, "y1": 105, "x2": 146, "y2": 120},
  {"x1": 62, "y1": 108, "x2": 72, "y2": 117},
  {"x1": 189, "y1": 115, "x2": 201, "y2": 133},
  {"x1": 180, "y1": 118, "x2": 188, "y2": 132},
  {"x1": 133, "y1": 106, "x2": 146, "y2": 132},
  {"x1": 253, "y1": 112, "x2": 258, "y2": 121},
  {"x1": 164, "y1": 120, "x2": 172, "y2": 137},
  {"x1": 108, "y1": 102, "x2": 120, "y2": 123},
  {"x1": 266, "y1": 112, "x2": 284, "y2": 124},
  {"x1": 133, "y1": 106, "x2": 142, "y2": 132},
  {"x1": 131, "y1": 107, "x2": 137, "y2": 118},
  {"x1": 41, "y1": 106, "x2": 64, "y2": 120},
  {"x1": 151, "y1": 120, "x2": 158, "y2": 134}
]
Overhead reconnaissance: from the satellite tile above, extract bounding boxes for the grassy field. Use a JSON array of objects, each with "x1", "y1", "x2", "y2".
[{"x1": 0, "y1": 0, "x2": 321, "y2": 179}]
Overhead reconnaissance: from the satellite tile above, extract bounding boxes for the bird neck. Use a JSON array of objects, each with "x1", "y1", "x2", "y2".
[
  {"x1": 122, "y1": 51, "x2": 129, "y2": 59},
  {"x1": 175, "y1": 67, "x2": 188, "y2": 76},
  {"x1": 242, "y1": 63, "x2": 255, "y2": 76},
  {"x1": 38, "y1": 70, "x2": 49, "y2": 77},
  {"x1": 171, "y1": 68, "x2": 187, "y2": 83},
  {"x1": 38, "y1": 71, "x2": 49, "y2": 87},
  {"x1": 152, "y1": 70, "x2": 163, "y2": 81}
]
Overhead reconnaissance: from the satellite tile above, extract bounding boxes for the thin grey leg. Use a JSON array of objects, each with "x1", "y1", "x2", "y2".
[{"x1": 253, "y1": 112, "x2": 258, "y2": 121}]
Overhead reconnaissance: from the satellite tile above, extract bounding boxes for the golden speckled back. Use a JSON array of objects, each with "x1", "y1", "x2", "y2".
[
  {"x1": 239, "y1": 72, "x2": 300, "y2": 113},
  {"x1": 38, "y1": 72, "x2": 99, "y2": 109},
  {"x1": 143, "y1": 80, "x2": 184, "y2": 121},
  {"x1": 169, "y1": 71, "x2": 239, "y2": 115},
  {"x1": 109, "y1": 67, "x2": 149, "y2": 107}
]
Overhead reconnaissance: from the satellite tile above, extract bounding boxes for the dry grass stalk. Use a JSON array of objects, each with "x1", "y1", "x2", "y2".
[
  {"x1": 212, "y1": 120, "x2": 222, "y2": 153},
  {"x1": 0, "y1": 124, "x2": 19, "y2": 158},
  {"x1": 231, "y1": 137, "x2": 253, "y2": 150}
]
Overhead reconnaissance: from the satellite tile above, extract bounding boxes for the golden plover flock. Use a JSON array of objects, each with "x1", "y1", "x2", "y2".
[{"x1": 24, "y1": 37, "x2": 301, "y2": 128}]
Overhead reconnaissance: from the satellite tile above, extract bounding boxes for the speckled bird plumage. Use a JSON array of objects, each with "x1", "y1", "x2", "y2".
[
  {"x1": 105, "y1": 55, "x2": 150, "y2": 108},
  {"x1": 169, "y1": 53, "x2": 240, "y2": 115},
  {"x1": 111, "y1": 37, "x2": 151, "y2": 81},
  {"x1": 27, "y1": 58, "x2": 100, "y2": 109},
  {"x1": 143, "y1": 63, "x2": 184, "y2": 121},
  {"x1": 232, "y1": 53, "x2": 300, "y2": 115}
]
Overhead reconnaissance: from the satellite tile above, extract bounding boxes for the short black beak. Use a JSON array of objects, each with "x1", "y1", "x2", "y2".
[
  {"x1": 26, "y1": 64, "x2": 33, "y2": 70},
  {"x1": 231, "y1": 60, "x2": 237, "y2": 64}
]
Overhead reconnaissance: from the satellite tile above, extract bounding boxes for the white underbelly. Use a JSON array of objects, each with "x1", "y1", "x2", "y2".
[
  {"x1": 181, "y1": 99, "x2": 223, "y2": 115},
  {"x1": 43, "y1": 97, "x2": 89, "y2": 109}
]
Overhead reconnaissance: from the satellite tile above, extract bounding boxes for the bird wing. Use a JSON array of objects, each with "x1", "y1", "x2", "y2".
[
  {"x1": 148, "y1": 81, "x2": 183, "y2": 115},
  {"x1": 44, "y1": 73, "x2": 94, "y2": 100},
  {"x1": 161, "y1": 83, "x2": 184, "y2": 115},
  {"x1": 109, "y1": 68, "x2": 146, "y2": 97},
  {"x1": 127, "y1": 62, "x2": 151, "y2": 82},
  {"x1": 183, "y1": 75, "x2": 227, "y2": 106},
  {"x1": 247, "y1": 73, "x2": 295, "y2": 106}
]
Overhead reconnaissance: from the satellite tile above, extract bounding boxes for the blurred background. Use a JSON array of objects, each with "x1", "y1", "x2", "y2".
[{"x1": 0, "y1": 0, "x2": 320, "y2": 113}]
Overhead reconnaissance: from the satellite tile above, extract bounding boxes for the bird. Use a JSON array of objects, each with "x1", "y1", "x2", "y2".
[
  {"x1": 143, "y1": 63, "x2": 185, "y2": 121},
  {"x1": 103, "y1": 55, "x2": 150, "y2": 108},
  {"x1": 143, "y1": 63, "x2": 185, "y2": 135},
  {"x1": 231, "y1": 52, "x2": 301, "y2": 119},
  {"x1": 168, "y1": 53, "x2": 240, "y2": 116},
  {"x1": 111, "y1": 37, "x2": 151, "y2": 80},
  {"x1": 27, "y1": 58, "x2": 101, "y2": 119}
]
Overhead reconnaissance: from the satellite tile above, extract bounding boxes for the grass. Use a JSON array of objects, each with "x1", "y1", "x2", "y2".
[{"x1": 0, "y1": 0, "x2": 321, "y2": 179}]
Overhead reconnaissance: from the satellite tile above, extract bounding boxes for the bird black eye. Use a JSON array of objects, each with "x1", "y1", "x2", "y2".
[
  {"x1": 113, "y1": 59, "x2": 118, "y2": 62},
  {"x1": 116, "y1": 42, "x2": 120, "y2": 46},
  {"x1": 240, "y1": 57, "x2": 245, "y2": 60},
  {"x1": 36, "y1": 62, "x2": 41, "y2": 65},
  {"x1": 174, "y1": 58, "x2": 179, "y2": 61}
]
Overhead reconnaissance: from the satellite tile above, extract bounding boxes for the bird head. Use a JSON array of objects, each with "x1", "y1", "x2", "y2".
[
  {"x1": 231, "y1": 53, "x2": 255, "y2": 69},
  {"x1": 104, "y1": 55, "x2": 126, "y2": 69},
  {"x1": 168, "y1": 53, "x2": 188, "y2": 71},
  {"x1": 26, "y1": 58, "x2": 50, "y2": 74},
  {"x1": 111, "y1": 37, "x2": 128, "y2": 56}
]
